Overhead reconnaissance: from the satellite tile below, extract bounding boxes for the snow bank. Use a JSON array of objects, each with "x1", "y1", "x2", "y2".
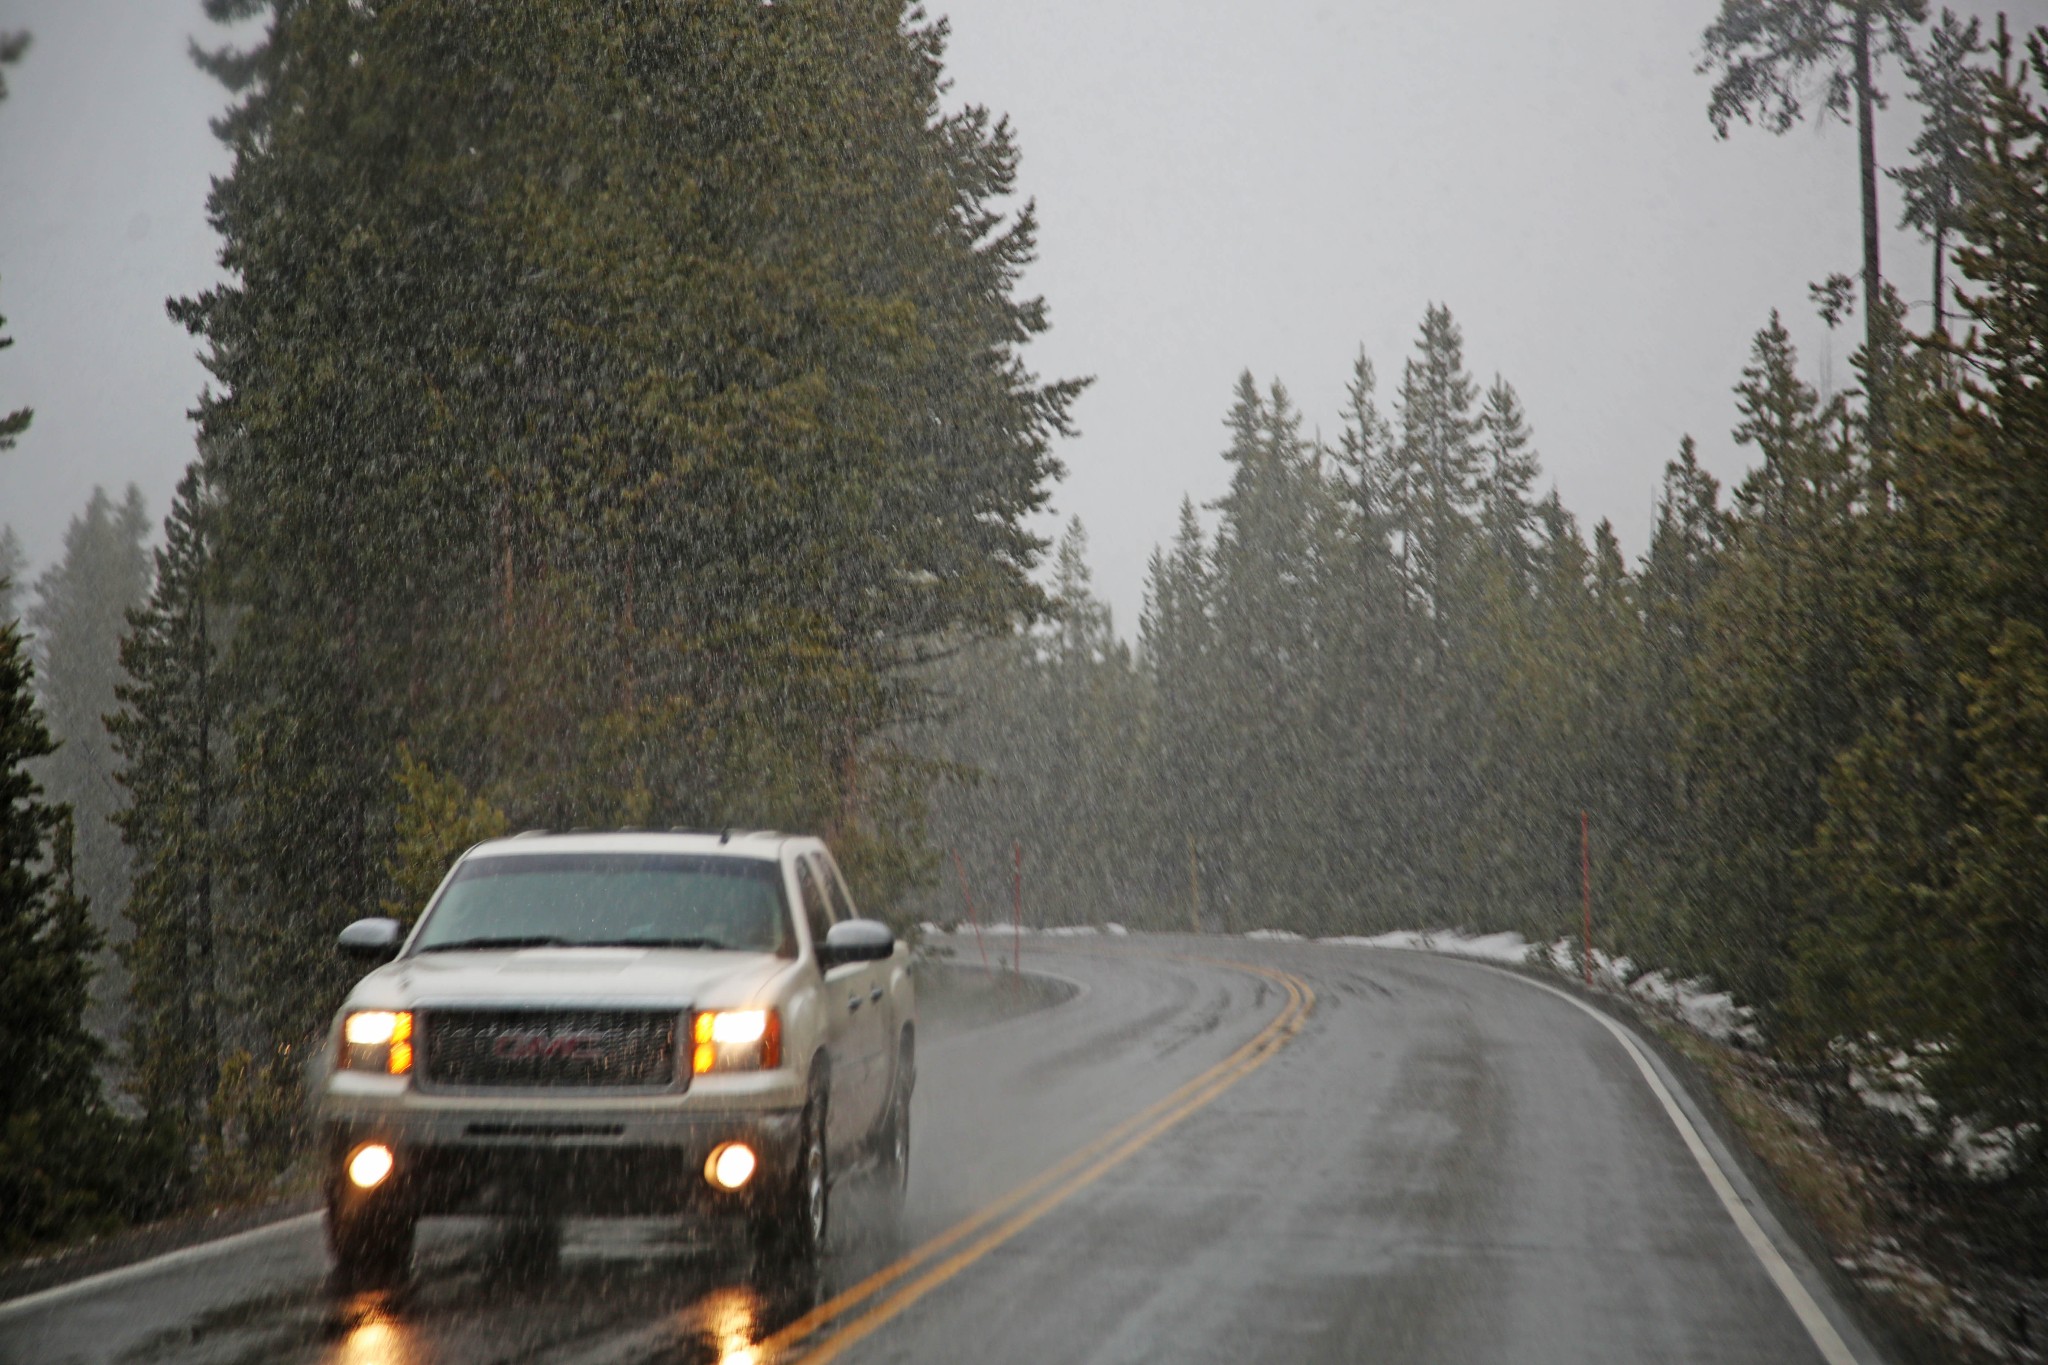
[
  {"x1": 1834, "y1": 1039, "x2": 2034, "y2": 1180},
  {"x1": 1620, "y1": 967, "x2": 1752, "y2": 1045},
  {"x1": 1316, "y1": 928, "x2": 1535, "y2": 965}
]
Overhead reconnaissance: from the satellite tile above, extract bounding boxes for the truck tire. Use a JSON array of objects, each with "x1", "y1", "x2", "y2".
[
  {"x1": 327, "y1": 1195, "x2": 416, "y2": 1287},
  {"x1": 752, "y1": 1067, "x2": 828, "y2": 1262}
]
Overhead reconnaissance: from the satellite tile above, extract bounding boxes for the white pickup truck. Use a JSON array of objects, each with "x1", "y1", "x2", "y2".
[{"x1": 315, "y1": 830, "x2": 914, "y2": 1280}]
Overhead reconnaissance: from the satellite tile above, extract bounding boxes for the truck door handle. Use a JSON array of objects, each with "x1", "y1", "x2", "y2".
[{"x1": 869, "y1": 986, "x2": 884, "y2": 1003}]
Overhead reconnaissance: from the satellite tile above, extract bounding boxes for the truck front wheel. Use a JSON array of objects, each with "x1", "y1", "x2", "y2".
[
  {"x1": 751, "y1": 1067, "x2": 828, "y2": 1262},
  {"x1": 327, "y1": 1193, "x2": 416, "y2": 1288}
]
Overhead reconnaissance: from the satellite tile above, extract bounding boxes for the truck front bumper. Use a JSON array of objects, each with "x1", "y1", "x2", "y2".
[{"x1": 319, "y1": 1098, "x2": 804, "y2": 1218}]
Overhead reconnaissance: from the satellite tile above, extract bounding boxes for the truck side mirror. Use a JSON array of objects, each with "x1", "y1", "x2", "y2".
[
  {"x1": 338, "y1": 917, "x2": 403, "y2": 963},
  {"x1": 818, "y1": 918, "x2": 894, "y2": 970}
]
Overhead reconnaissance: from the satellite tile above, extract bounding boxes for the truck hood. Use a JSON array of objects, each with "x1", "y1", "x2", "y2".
[{"x1": 345, "y1": 947, "x2": 800, "y2": 1012}]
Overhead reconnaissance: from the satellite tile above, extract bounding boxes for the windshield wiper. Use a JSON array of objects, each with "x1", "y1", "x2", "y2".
[
  {"x1": 583, "y1": 936, "x2": 730, "y2": 951},
  {"x1": 416, "y1": 935, "x2": 571, "y2": 953}
]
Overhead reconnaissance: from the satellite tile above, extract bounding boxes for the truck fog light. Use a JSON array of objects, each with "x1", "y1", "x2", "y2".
[
  {"x1": 706, "y1": 1142, "x2": 756, "y2": 1191},
  {"x1": 348, "y1": 1142, "x2": 395, "y2": 1190}
]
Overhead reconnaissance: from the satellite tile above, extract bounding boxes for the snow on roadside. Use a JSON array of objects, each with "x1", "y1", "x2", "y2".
[
  {"x1": 1315, "y1": 927, "x2": 1533, "y2": 965},
  {"x1": 1304, "y1": 924, "x2": 1759, "y2": 1045},
  {"x1": 921, "y1": 922, "x2": 1130, "y2": 937}
]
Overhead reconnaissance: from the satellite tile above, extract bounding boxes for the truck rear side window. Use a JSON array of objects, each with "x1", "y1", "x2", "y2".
[
  {"x1": 795, "y1": 856, "x2": 834, "y2": 951},
  {"x1": 814, "y1": 853, "x2": 855, "y2": 921}
]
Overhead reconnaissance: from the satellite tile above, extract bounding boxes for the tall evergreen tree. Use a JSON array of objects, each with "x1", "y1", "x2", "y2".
[
  {"x1": 1140, "y1": 499, "x2": 1218, "y2": 924},
  {"x1": 1807, "y1": 23, "x2": 2048, "y2": 1135},
  {"x1": 111, "y1": 463, "x2": 228, "y2": 1153},
  {"x1": 1675, "y1": 313, "x2": 1867, "y2": 1015},
  {"x1": 1476, "y1": 375, "x2": 1541, "y2": 580},
  {"x1": 1634, "y1": 438, "x2": 1728, "y2": 924},
  {"x1": 1390, "y1": 305, "x2": 1483, "y2": 624},
  {"x1": 1206, "y1": 375, "x2": 1336, "y2": 927},
  {"x1": 1891, "y1": 9, "x2": 1989, "y2": 335},
  {"x1": 1698, "y1": 0, "x2": 1928, "y2": 424},
  {"x1": 28, "y1": 486, "x2": 152, "y2": 1047},
  {"x1": 0, "y1": 609, "x2": 112, "y2": 1247},
  {"x1": 1324, "y1": 349, "x2": 1422, "y2": 917},
  {"x1": 169, "y1": 1, "x2": 1080, "y2": 1145}
]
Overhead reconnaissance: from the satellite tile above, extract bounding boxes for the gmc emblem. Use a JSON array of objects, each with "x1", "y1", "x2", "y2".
[{"x1": 492, "y1": 1030, "x2": 609, "y2": 1062}]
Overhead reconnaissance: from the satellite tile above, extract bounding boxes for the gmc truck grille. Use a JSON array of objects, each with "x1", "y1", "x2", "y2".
[{"x1": 421, "y1": 1009, "x2": 680, "y2": 1089}]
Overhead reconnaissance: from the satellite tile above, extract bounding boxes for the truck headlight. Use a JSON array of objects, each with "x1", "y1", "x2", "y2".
[
  {"x1": 341, "y1": 1010, "x2": 414, "y2": 1074},
  {"x1": 692, "y1": 1009, "x2": 780, "y2": 1074}
]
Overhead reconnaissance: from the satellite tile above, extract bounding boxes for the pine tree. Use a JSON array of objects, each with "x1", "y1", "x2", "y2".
[
  {"x1": 1325, "y1": 348, "x2": 1423, "y2": 919},
  {"x1": 168, "y1": 2, "x2": 1081, "y2": 1144},
  {"x1": 1699, "y1": 0, "x2": 1928, "y2": 399},
  {"x1": 1643, "y1": 439, "x2": 1729, "y2": 653},
  {"x1": 1206, "y1": 375, "x2": 1335, "y2": 927},
  {"x1": 1141, "y1": 499, "x2": 1218, "y2": 924},
  {"x1": 111, "y1": 464, "x2": 228, "y2": 1150},
  {"x1": 0, "y1": 608, "x2": 111, "y2": 1247},
  {"x1": 1390, "y1": 305, "x2": 1484, "y2": 625},
  {"x1": 28, "y1": 486, "x2": 152, "y2": 1048},
  {"x1": 1890, "y1": 8, "x2": 1988, "y2": 336},
  {"x1": 1780, "y1": 24, "x2": 2048, "y2": 1184},
  {"x1": 1476, "y1": 375, "x2": 1541, "y2": 581},
  {"x1": 1140, "y1": 499, "x2": 1214, "y2": 685},
  {"x1": 1676, "y1": 314, "x2": 1868, "y2": 1016},
  {"x1": 1636, "y1": 438, "x2": 1728, "y2": 915}
]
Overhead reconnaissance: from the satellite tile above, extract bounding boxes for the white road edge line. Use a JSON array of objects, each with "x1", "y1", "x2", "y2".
[
  {"x1": 1480, "y1": 964, "x2": 1861, "y2": 1365},
  {"x1": 0, "y1": 1211, "x2": 321, "y2": 1321}
]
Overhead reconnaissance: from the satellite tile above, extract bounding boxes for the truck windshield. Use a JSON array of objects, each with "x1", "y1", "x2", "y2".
[{"x1": 412, "y1": 853, "x2": 793, "y2": 956}]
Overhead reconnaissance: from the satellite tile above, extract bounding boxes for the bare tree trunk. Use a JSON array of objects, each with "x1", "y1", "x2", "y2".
[
  {"x1": 1854, "y1": 2, "x2": 1886, "y2": 437},
  {"x1": 1931, "y1": 219, "x2": 1947, "y2": 338},
  {"x1": 195, "y1": 590, "x2": 220, "y2": 1140}
]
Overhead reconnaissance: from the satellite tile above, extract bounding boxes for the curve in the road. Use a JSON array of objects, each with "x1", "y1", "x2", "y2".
[
  {"x1": 1475, "y1": 963, "x2": 1858, "y2": 1365},
  {"x1": 0, "y1": 939, "x2": 1886, "y2": 1365},
  {"x1": 766, "y1": 954, "x2": 1315, "y2": 1363}
]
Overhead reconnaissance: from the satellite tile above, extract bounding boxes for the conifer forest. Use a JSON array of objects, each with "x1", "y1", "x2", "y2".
[{"x1": 1, "y1": 1, "x2": 2047, "y2": 1327}]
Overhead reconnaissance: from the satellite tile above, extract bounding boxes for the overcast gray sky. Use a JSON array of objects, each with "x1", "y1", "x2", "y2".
[{"x1": 1, "y1": 0, "x2": 2034, "y2": 631}]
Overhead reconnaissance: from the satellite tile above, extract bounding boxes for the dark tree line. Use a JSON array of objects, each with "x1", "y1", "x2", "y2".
[
  {"x1": 0, "y1": 0, "x2": 1078, "y2": 1218},
  {"x1": 914, "y1": 23, "x2": 2048, "y2": 1239},
  {"x1": 1, "y1": 0, "x2": 2042, "y2": 1260}
]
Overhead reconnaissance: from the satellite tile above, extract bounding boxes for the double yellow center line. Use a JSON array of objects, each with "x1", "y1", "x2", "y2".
[{"x1": 763, "y1": 954, "x2": 1315, "y2": 1363}]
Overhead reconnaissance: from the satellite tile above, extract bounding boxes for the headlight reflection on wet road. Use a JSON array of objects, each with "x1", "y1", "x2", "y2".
[
  {"x1": 332, "y1": 1293, "x2": 426, "y2": 1365},
  {"x1": 698, "y1": 1283, "x2": 766, "y2": 1365}
]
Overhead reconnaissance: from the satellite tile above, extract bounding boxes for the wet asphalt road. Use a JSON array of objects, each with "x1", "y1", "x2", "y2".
[{"x1": 0, "y1": 937, "x2": 1885, "y2": 1364}]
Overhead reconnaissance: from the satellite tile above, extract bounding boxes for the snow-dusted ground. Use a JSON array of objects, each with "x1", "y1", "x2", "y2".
[{"x1": 1310, "y1": 926, "x2": 1759, "y2": 1046}]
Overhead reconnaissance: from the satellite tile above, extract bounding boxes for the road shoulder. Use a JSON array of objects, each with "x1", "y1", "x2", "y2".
[{"x1": 1464, "y1": 954, "x2": 1960, "y2": 1365}]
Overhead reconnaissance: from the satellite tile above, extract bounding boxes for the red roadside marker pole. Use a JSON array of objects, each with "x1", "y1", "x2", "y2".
[
  {"x1": 1581, "y1": 809, "x2": 1593, "y2": 988},
  {"x1": 1012, "y1": 840, "x2": 1023, "y2": 982},
  {"x1": 951, "y1": 847, "x2": 989, "y2": 970}
]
